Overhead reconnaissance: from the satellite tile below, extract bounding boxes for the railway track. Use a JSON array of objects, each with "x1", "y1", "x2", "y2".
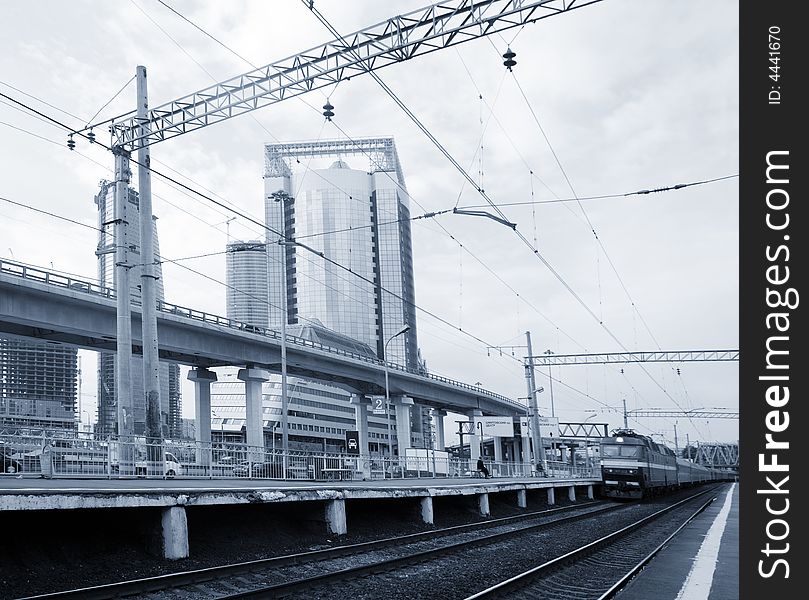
[
  {"x1": 466, "y1": 485, "x2": 722, "y2": 600},
  {"x1": 21, "y1": 500, "x2": 615, "y2": 600}
]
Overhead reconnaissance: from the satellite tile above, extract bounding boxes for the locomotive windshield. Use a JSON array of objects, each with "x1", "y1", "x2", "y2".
[{"x1": 601, "y1": 445, "x2": 644, "y2": 458}]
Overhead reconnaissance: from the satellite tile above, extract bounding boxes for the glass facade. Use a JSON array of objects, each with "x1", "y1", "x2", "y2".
[
  {"x1": 226, "y1": 241, "x2": 269, "y2": 328},
  {"x1": 204, "y1": 139, "x2": 429, "y2": 452},
  {"x1": 94, "y1": 180, "x2": 182, "y2": 438}
]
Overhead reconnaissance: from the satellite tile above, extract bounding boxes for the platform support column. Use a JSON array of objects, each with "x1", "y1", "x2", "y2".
[
  {"x1": 468, "y1": 409, "x2": 483, "y2": 471},
  {"x1": 238, "y1": 368, "x2": 269, "y2": 460},
  {"x1": 325, "y1": 498, "x2": 347, "y2": 535},
  {"x1": 547, "y1": 487, "x2": 556, "y2": 506},
  {"x1": 521, "y1": 429, "x2": 531, "y2": 474},
  {"x1": 587, "y1": 484, "x2": 594, "y2": 500},
  {"x1": 493, "y1": 437, "x2": 503, "y2": 476},
  {"x1": 420, "y1": 496, "x2": 434, "y2": 525},
  {"x1": 161, "y1": 506, "x2": 189, "y2": 559},
  {"x1": 517, "y1": 489, "x2": 527, "y2": 509},
  {"x1": 188, "y1": 368, "x2": 217, "y2": 467},
  {"x1": 478, "y1": 492, "x2": 490, "y2": 517},
  {"x1": 568, "y1": 486, "x2": 576, "y2": 502}
]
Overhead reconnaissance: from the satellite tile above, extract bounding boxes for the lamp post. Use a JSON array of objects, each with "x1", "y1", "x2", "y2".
[
  {"x1": 384, "y1": 324, "x2": 411, "y2": 461},
  {"x1": 269, "y1": 190, "x2": 291, "y2": 457}
]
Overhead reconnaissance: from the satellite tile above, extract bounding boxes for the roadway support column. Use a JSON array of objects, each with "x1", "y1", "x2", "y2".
[
  {"x1": 478, "y1": 492, "x2": 490, "y2": 517},
  {"x1": 433, "y1": 409, "x2": 446, "y2": 450},
  {"x1": 547, "y1": 487, "x2": 556, "y2": 506},
  {"x1": 568, "y1": 486, "x2": 576, "y2": 502},
  {"x1": 239, "y1": 368, "x2": 269, "y2": 459},
  {"x1": 517, "y1": 489, "x2": 527, "y2": 508},
  {"x1": 420, "y1": 496, "x2": 434, "y2": 525},
  {"x1": 587, "y1": 485, "x2": 594, "y2": 500},
  {"x1": 161, "y1": 506, "x2": 189, "y2": 559},
  {"x1": 351, "y1": 394, "x2": 371, "y2": 479},
  {"x1": 325, "y1": 498, "x2": 347, "y2": 535},
  {"x1": 395, "y1": 396, "x2": 414, "y2": 458},
  {"x1": 188, "y1": 368, "x2": 217, "y2": 468}
]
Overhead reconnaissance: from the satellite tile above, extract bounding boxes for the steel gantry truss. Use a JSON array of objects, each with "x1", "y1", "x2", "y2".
[
  {"x1": 529, "y1": 349, "x2": 739, "y2": 367},
  {"x1": 103, "y1": 0, "x2": 604, "y2": 150},
  {"x1": 265, "y1": 138, "x2": 406, "y2": 186},
  {"x1": 627, "y1": 409, "x2": 738, "y2": 419}
]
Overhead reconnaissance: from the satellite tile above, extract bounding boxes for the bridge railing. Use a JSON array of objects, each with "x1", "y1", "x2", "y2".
[
  {"x1": 0, "y1": 258, "x2": 521, "y2": 409},
  {"x1": 1, "y1": 433, "x2": 598, "y2": 481}
]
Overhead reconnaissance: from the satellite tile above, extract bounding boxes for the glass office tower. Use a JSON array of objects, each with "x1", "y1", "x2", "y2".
[{"x1": 263, "y1": 138, "x2": 418, "y2": 369}]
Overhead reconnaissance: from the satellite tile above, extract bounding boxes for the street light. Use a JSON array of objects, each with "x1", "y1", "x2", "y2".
[{"x1": 384, "y1": 324, "x2": 411, "y2": 461}]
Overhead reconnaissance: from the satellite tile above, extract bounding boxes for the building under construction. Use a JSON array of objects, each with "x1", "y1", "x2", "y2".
[{"x1": 0, "y1": 337, "x2": 78, "y2": 435}]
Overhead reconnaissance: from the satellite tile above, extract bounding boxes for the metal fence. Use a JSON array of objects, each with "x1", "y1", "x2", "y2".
[{"x1": 1, "y1": 433, "x2": 598, "y2": 481}]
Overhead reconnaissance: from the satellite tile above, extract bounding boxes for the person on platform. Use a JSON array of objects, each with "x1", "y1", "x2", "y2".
[{"x1": 476, "y1": 457, "x2": 490, "y2": 478}]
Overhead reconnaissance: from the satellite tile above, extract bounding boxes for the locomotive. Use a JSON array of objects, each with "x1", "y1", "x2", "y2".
[{"x1": 600, "y1": 429, "x2": 723, "y2": 499}]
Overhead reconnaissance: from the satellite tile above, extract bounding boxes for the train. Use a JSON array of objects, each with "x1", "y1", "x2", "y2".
[{"x1": 599, "y1": 429, "x2": 727, "y2": 499}]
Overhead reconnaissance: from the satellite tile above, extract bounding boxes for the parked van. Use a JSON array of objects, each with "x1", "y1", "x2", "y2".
[{"x1": 109, "y1": 441, "x2": 182, "y2": 477}]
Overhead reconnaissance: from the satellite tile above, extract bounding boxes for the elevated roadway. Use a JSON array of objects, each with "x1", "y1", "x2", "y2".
[{"x1": 0, "y1": 259, "x2": 522, "y2": 415}]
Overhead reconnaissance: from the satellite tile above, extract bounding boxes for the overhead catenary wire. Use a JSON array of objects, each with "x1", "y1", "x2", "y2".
[
  {"x1": 504, "y1": 62, "x2": 711, "y2": 429},
  {"x1": 0, "y1": 92, "x2": 527, "y2": 369},
  {"x1": 148, "y1": 0, "x2": 588, "y2": 355}
]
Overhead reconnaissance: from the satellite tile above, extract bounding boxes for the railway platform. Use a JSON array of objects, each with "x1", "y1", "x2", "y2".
[
  {"x1": 0, "y1": 475, "x2": 600, "y2": 560},
  {"x1": 615, "y1": 482, "x2": 738, "y2": 600}
]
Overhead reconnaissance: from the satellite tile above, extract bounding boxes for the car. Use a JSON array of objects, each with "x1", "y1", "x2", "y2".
[
  {"x1": 1, "y1": 447, "x2": 22, "y2": 474},
  {"x1": 233, "y1": 460, "x2": 252, "y2": 477}
]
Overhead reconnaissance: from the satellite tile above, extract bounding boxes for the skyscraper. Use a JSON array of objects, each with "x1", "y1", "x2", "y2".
[
  {"x1": 263, "y1": 138, "x2": 418, "y2": 368},
  {"x1": 263, "y1": 138, "x2": 429, "y2": 447},
  {"x1": 94, "y1": 180, "x2": 182, "y2": 438},
  {"x1": 225, "y1": 241, "x2": 269, "y2": 327}
]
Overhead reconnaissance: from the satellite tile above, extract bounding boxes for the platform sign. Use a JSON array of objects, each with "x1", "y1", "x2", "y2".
[
  {"x1": 539, "y1": 416, "x2": 560, "y2": 440},
  {"x1": 519, "y1": 416, "x2": 560, "y2": 440},
  {"x1": 473, "y1": 416, "x2": 514, "y2": 438},
  {"x1": 369, "y1": 396, "x2": 387, "y2": 415},
  {"x1": 345, "y1": 431, "x2": 360, "y2": 454}
]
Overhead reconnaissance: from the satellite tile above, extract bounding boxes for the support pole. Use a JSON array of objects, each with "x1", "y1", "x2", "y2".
[
  {"x1": 622, "y1": 398, "x2": 628, "y2": 429},
  {"x1": 136, "y1": 65, "x2": 162, "y2": 475},
  {"x1": 113, "y1": 147, "x2": 134, "y2": 475},
  {"x1": 525, "y1": 331, "x2": 545, "y2": 474}
]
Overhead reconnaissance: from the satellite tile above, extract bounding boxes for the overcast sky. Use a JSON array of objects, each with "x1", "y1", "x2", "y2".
[{"x1": 0, "y1": 0, "x2": 739, "y2": 447}]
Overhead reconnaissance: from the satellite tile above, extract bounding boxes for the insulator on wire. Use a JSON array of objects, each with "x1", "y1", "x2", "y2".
[
  {"x1": 503, "y1": 47, "x2": 517, "y2": 71},
  {"x1": 323, "y1": 100, "x2": 334, "y2": 121},
  {"x1": 87, "y1": 129, "x2": 96, "y2": 144},
  {"x1": 67, "y1": 134, "x2": 75, "y2": 151}
]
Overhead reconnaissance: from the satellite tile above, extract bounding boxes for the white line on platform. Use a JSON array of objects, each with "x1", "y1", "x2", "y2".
[{"x1": 675, "y1": 483, "x2": 736, "y2": 600}]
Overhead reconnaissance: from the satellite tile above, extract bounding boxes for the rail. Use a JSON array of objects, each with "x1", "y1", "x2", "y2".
[{"x1": 0, "y1": 258, "x2": 520, "y2": 409}]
